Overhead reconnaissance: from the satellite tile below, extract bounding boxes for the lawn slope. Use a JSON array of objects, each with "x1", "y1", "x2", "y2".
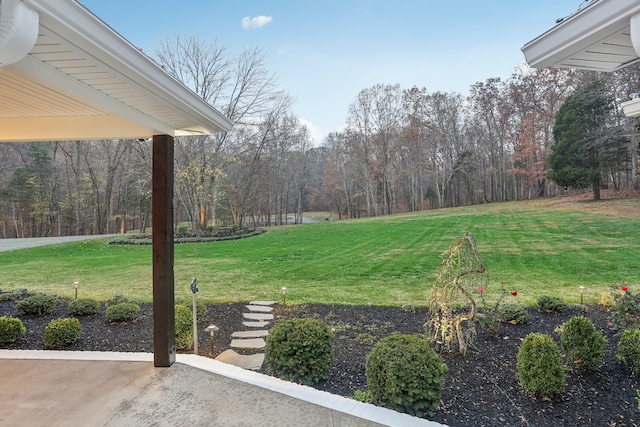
[{"x1": 0, "y1": 195, "x2": 638, "y2": 306}]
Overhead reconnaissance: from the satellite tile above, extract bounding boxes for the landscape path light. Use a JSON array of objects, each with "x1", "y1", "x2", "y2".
[
  {"x1": 204, "y1": 324, "x2": 219, "y2": 354},
  {"x1": 74, "y1": 282, "x2": 79, "y2": 300},
  {"x1": 579, "y1": 286, "x2": 586, "y2": 305},
  {"x1": 281, "y1": 287, "x2": 288, "y2": 305}
]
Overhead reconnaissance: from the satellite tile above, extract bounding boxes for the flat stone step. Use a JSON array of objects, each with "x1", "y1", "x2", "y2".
[
  {"x1": 248, "y1": 300, "x2": 277, "y2": 306},
  {"x1": 245, "y1": 305, "x2": 273, "y2": 313},
  {"x1": 215, "y1": 349, "x2": 265, "y2": 371},
  {"x1": 232, "y1": 330, "x2": 269, "y2": 338},
  {"x1": 231, "y1": 338, "x2": 266, "y2": 350},
  {"x1": 243, "y1": 312, "x2": 273, "y2": 321},
  {"x1": 243, "y1": 321, "x2": 270, "y2": 328}
]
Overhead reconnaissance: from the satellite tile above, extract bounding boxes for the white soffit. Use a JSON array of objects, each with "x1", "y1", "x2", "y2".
[
  {"x1": 521, "y1": 0, "x2": 640, "y2": 72},
  {"x1": 0, "y1": 0, "x2": 233, "y2": 142}
]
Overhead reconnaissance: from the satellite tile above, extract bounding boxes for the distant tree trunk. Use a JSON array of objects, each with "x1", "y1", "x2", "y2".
[{"x1": 593, "y1": 176, "x2": 601, "y2": 201}]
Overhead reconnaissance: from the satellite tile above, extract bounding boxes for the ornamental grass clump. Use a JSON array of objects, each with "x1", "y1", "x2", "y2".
[
  {"x1": 0, "y1": 316, "x2": 26, "y2": 343},
  {"x1": 265, "y1": 318, "x2": 333, "y2": 385},
  {"x1": 617, "y1": 328, "x2": 640, "y2": 375},
  {"x1": 517, "y1": 332, "x2": 566, "y2": 398},
  {"x1": 44, "y1": 317, "x2": 81, "y2": 349},
  {"x1": 560, "y1": 315, "x2": 607, "y2": 371},
  {"x1": 366, "y1": 334, "x2": 448, "y2": 417},
  {"x1": 16, "y1": 293, "x2": 58, "y2": 316},
  {"x1": 174, "y1": 304, "x2": 193, "y2": 351},
  {"x1": 68, "y1": 298, "x2": 101, "y2": 316}
]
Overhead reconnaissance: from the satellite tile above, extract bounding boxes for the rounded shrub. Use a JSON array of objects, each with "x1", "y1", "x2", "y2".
[
  {"x1": 536, "y1": 295, "x2": 567, "y2": 313},
  {"x1": 176, "y1": 299, "x2": 207, "y2": 320},
  {"x1": 0, "y1": 316, "x2": 26, "y2": 343},
  {"x1": 175, "y1": 304, "x2": 193, "y2": 351},
  {"x1": 16, "y1": 293, "x2": 58, "y2": 316},
  {"x1": 0, "y1": 289, "x2": 28, "y2": 302},
  {"x1": 265, "y1": 318, "x2": 333, "y2": 385},
  {"x1": 68, "y1": 298, "x2": 101, "y2": 316},
  {"x1": 44, "y1": 317, "x2": 81, "y2": 349},
  {"x1": 517, "y1": 333, "x2": 565, "y2": 398},
  {"x1": 560, "y1": 315, "x2": 607, "y2": 371},
  {"x1": 610, "y1": 290, "x2": 640, "y2": 331},
  {"x1": 106, "y1": 302, "x2": 140, "y2": 323},
  {"x1": 366, "y1": 334, "x2": 448, "y2": 416},
  {"x1": 497, "y1": 303, "x2": 529, "y2": 324},
  {"x1": 617, "y1": 328, "x2": 640, "y2": 375}
]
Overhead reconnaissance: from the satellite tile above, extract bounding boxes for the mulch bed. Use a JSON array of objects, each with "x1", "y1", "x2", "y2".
[{"x1": 1, "y1": 299, "x2": 638, "y2": 426}]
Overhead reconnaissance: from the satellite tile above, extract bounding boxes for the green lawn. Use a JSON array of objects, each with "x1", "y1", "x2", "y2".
[{"x1": 1, "y1": 198, "x2": 638, "y2": 307}]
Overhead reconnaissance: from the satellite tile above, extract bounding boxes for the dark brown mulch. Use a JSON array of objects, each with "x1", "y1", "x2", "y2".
[{"x1": 1, "y1": 299, "x2": 638, "y2": 427}]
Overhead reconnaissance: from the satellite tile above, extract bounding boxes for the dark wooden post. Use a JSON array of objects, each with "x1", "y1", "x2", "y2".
[{"x1": 152, "y1": 134, "x2": 176, "y2": 367}]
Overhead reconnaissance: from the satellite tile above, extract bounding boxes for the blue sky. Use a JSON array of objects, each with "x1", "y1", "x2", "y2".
[{"x1": 80, "y1": 0, "x2": 583, "y2": 144}]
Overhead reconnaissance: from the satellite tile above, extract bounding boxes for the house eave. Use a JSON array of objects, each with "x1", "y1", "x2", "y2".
[
  {"x1": 0, "y1": 0, "x2": 233, "y2": 142},
  {"x1": 521, "y1": 0, "x2": 640, "y2": 72}
]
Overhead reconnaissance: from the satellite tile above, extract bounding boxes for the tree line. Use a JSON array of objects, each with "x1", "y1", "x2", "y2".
[{"x1": 1, "y1": 35, "x2": 639, "y2": 238}]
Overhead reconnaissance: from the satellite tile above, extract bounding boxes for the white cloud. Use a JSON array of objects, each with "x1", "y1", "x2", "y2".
[
  {"x1": 241, "y1": 15, "x2": 273, "y2": 30},
  {"x1": 299, "y1": 118, "x2": 328, "y2": 146}
]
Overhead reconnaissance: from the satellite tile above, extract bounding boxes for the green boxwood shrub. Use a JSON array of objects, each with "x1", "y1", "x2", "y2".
[
  {"x1": 16, "y1": 294, "x2": 58, "y2": 316},
  {"x1": 0, "y1": 293, "x2": 17, "y2": 302},
  {"x1": 0, "y1": 289, "x2": 29, "y2": 302},
  {"x1": 560, "y1": 315, "x2": 607, "y2": 371},
  {"x1": 175, "y1": 299, "x2": 207, "y2": 320},
  {"x1": 44, "y1": 317, "x2": 81, "y2": 349},
  {"x1": 352, "y1": 390, "x2": 372, "y2": 403},
  {"x1": 497, "y1": 303, "x2": 529, "y2": 324},
  {"x1": 106, "y1": 302, "x2": 140, "y2": 323},
  {"x1": 610, "y1": 289, "x2": 640, "y2": 330},
  {"x1": 265, "y1": 318, "x2": 333, "y2": 385},
  {"x1": 68, "y1": 298, "x2": 101, "y2": 316},
  {"x1": 617, "y1": 328, "x2": 640, "y2": 375},
  {"x1": 536, "y1": 295, "x2": 567, "y2": 313},
  {"x1": 0, "y1": 316, "x2": 26, "y2": 343},
  {"x1": 175, "y1": 304, "x2": 193, "y2": 351},
  {"x1": 366, "y1": 334, "x2": 448, "y2": 416},
  {"x1": 517, "y1": 332, "x2": 566, "y2": 398}
]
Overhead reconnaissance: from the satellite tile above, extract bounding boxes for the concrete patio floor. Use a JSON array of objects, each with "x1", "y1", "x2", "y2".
[{"x1": 0, "y1": 350, "x2": 446, "y2": 427}]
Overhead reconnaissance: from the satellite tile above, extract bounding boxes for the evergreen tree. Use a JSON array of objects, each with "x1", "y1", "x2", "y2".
[{"x1": 548, "y1": 80, "x2": 629, "y2": 200}]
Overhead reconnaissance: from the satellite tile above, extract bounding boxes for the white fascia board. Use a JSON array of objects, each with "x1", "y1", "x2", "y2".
[
  {"x1": 24, "y1": 0, "x2": 233, "y2": 134},
  {"x1": 522, "y1": 0, "x2": 640, "y2": 70}
]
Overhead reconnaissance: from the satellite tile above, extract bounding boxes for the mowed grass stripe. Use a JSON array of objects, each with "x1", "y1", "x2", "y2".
[{"x1": 0, "y1": 197, "x2": 638, "y2": 306}]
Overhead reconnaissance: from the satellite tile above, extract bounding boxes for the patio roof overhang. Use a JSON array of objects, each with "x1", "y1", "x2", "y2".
[
  {"x1": 521, "y1": 0, "x2": 640, "y2": 72},
  {"x1": 0, "y1": 0, "x2": 234, "y2": 368},
  {"x1": 0, "y1": 0, "x2": 233, "y2": 142},
  {"x1": 521, "y1": 0, "x2": 640, "y2": 117}
]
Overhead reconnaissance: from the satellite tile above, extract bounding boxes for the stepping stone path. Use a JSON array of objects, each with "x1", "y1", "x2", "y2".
[{"x1": 214, "y1": 300, "x2": 277, "y2": 371}]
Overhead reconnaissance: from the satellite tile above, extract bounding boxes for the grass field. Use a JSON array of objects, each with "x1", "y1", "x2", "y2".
[{"x1": 1, "y1": 194, "x2": 639, "y2": 307}]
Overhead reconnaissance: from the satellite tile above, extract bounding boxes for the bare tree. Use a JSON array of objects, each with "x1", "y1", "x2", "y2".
[
  {"x1": 155, "y1": 35, "x2": 279, "y2": 229},
  {"x1": 509, "y1": 67, "x2": 575, "y2": 199},
  {"x1": 347, "y1": 84, "x2": 404, "y2": 216}
]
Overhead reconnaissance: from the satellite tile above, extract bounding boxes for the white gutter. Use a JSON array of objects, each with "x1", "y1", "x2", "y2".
[{"x1": 0, "y1": 0, "x2": 39, "y2": 67}]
